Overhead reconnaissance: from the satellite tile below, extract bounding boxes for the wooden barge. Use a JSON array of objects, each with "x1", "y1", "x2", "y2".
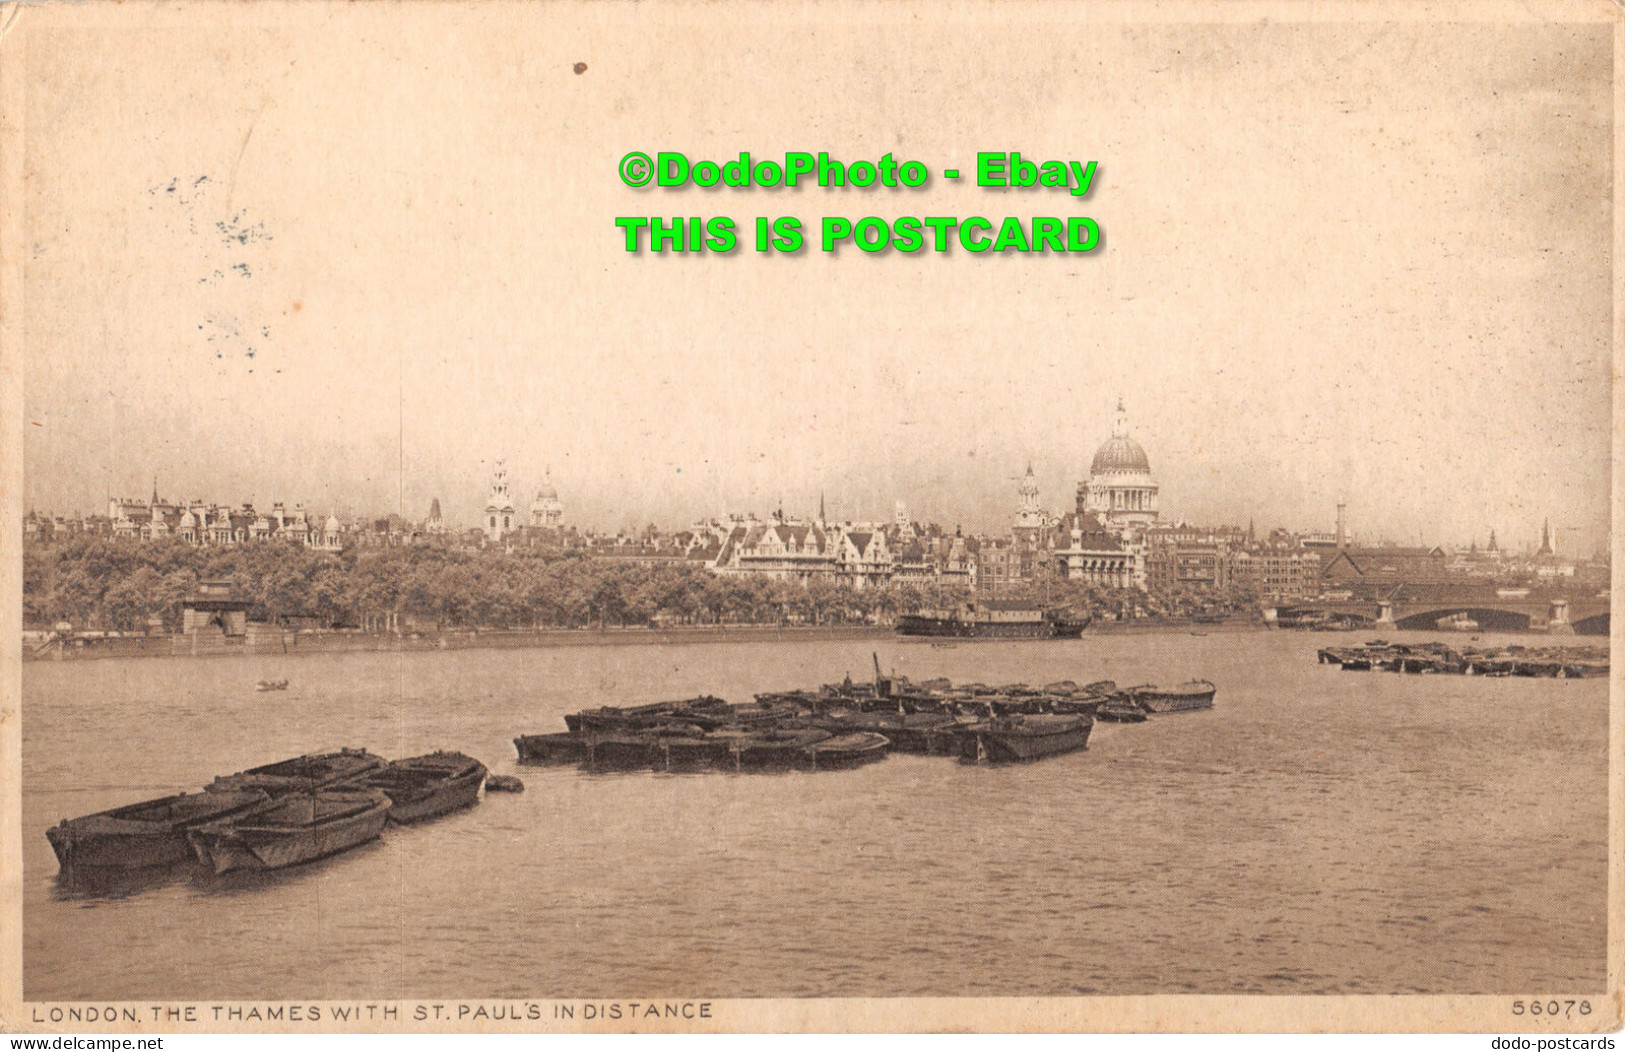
[
  {"x1": 896, "y1": 601, "x2": 1090, "y2": 639},
  {"x1": 1318, "y1": 641, "x2": 1608, "y2": 678},
  {"x1": 187, "y1": 788, "x2": 393, "y2": 875},
  {"x1": 355, "y1": 751, "x2": 488, "y2": 824},
  {"x1": 46, "y1": 789, "x2": 270, "y2": 870},
  {"x1": 514, "y1": 658, "x2": 1208, "y2": 775},
  {"x1": 47, "y1": 745, "x2": 491, "y2": 875},
  {"x1": 209, "y1": 748, "x2": 388, "y2": 796},
  {"x1": 959, "y1": 714, "x2": 1092, "y2": 764},
  {"x1": 1130, "y1": 680, "x2": 1217, "y2": 713}
]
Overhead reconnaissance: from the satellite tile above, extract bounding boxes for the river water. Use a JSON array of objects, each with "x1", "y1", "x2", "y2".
[{"x1": 22, "y1": 630, "x2": 1609, "y2": 1000}]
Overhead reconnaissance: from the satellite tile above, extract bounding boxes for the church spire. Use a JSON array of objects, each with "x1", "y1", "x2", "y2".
[{"x1": 1018, "y1": 462, "x2": 1041, "y2": 512}]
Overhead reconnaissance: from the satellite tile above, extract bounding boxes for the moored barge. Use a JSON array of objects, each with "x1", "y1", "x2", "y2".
[
  {"x1": 355, "y1": 751, "x2": 487, "y2": 823},
  {"x1": 1132, "y1": 680, "x2": 1217, "y2": 713},
  {"x1": 209, "y1": 748, "x2": 387, "y2": 796},
  {"x1": 960, "y1": 714, "x2": 1092, "y2": 763},
  {"x1": 728, "y1": 728, "x2": 832, "y2": 771},
  {"x1": 187, "y1": 788, "x2": 393, "y2": 874},
  {"x1": 804, "y1": 732, "x2": 891, "y2": 770},
  {"x1": 46, "y1": 789, "x2": 271, "y2": 870},
  {"x1": 896, "y1": 601, "x2": 1089, "y2": 639},
  {"x1": 514, "y1": 732, "x2": 590, "y2": 765},
  {"x1": 1317, "y1": 641, "x2": 1609, "y2": 678}
]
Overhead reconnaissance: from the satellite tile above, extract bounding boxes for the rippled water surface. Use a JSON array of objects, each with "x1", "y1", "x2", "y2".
[{"x1": 23, "y1": 630, "x2": 1609, "y2": 1000}]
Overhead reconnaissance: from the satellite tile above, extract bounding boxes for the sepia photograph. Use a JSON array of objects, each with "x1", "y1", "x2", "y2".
[{"x1": 0, "y1": 0, "x2": 1619, "y2": 1036}]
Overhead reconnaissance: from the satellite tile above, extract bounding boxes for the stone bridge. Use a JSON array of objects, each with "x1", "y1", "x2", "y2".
[{"x1": 1274, "y1": 595, "x2": 1610, "y2": 635}]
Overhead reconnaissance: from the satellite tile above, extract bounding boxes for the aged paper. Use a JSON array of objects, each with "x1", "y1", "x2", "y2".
[{"x1": 1, "y1": 0, "x2": 1620, "y2": 1035}]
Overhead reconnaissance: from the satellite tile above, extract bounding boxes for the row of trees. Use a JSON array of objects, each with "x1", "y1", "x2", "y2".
[{"x1": 24, "y1": 536, "x2": 1260, "y2": 633}]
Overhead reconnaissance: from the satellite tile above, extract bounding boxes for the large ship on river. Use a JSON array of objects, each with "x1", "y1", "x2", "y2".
[{"x1": 895, "y1": 600, "x2": 1090, "y2": 639}]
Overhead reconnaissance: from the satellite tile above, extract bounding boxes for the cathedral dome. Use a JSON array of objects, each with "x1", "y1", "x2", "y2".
[
  {"x1": 1091, "y1": 434, "x2": 1150, "y2": 474},
  {"x1": 537, "y1": 483, "x2": 558, "y2": 501}
]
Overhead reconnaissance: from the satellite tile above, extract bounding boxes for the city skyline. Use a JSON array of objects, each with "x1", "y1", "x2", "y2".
[
  {"x1": 21, "y1": 20, "x2": 1612, "y2": 556},
  {"x1": 27, "y1": 441, "x2": 1600, "y2": 559}
]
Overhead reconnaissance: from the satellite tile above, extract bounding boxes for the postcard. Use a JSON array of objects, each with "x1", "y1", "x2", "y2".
[{"x1": 1, "y1": 0, "x2": 1618, "y2": 1035}]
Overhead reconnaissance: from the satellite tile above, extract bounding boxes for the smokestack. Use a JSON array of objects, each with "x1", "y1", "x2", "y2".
[{"x1": 1336, "y1": 502, "x2": 1347, "y2": 549}]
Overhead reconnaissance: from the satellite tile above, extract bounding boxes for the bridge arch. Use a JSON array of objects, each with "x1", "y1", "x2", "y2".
[{"x1": 1392, "y1": 608, "x2": 1532, "y2": 632}]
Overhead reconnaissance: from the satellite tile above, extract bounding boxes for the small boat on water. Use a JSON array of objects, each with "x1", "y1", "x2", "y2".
[
  {"x1": 815, "y1": 711, "x2": 961, "y2": 754},
  {"x1": 255, "y1": 679, "x2": 289, "y2": 692},
  {"x1": 1133, "y1": 680, "x2": 1217, "y2": 713},
  {"x1": 355, "y1": 751, "x2": 487, "y2": 823},
  {"x1": 960, "y1": 714, "x2": 1091, "y2": 764},
  {"x1": 1046, "y1": 696, "x2": 1106, "y2": 717},
  {"x1": 753, "y1": 689, "x2": 824, "y2": 708},
  {"x1": 565, "y1": 696, "x2": 730, "y2": 734},
  {"x1": 804, "y1": 732, "x2": 891, "y2": 770},
  {"x1": 728, "y1": 728, "x2": 831, "y2": 770},
  {"x1": 186, "y1": 788, "x2": 393, "y2": 874},
  {"x1": 209, "y1": 748, "x2": 387, "y2": 796},
  {"x1": 680, "y1": 701, "x2": 798, "y2": 731},
  {"x1": 1095, "y1": 698, "x2": 1148, "y2": 723},
  {"x1": 46, "y1": 789, "x2": 271, "y2": 870}
]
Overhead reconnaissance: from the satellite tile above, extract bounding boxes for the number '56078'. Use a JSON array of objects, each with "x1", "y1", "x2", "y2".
[{"x1": 1512, "y1": 1000, "x2": 1590, "y2": 1017}]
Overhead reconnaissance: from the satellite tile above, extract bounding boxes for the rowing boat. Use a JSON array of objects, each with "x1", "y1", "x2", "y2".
[
  {"x1": 46, "y1": 789, "x2": 270, "y2": 870},
  {"x1": 187, "y1": 788, "x2": 392, "y2": 874}
]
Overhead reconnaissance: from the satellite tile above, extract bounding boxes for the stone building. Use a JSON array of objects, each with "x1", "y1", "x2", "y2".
[
  {"x1": 715, "y1": 518, "x2": 840, "y2": 580},
  {"x1": 1052, "y1": 509, "x2": 1133, "y2": 588},
  {"x1": 531, "y1": 471, "x2": 564, "y2": 528},
  {"x1": 1050, "y1": 400, "x2": 1158, "y2": 588},
  {"x1": 180, "y1": 580, "x2": 250, "y2": 637},
  {"x1": 1012, "y1": 463, "x2": 1048, "y2": 546},
  {"x1": 1320, "y1": 546, "x2": 1451, "y2": 594},
  {"x1": 483, "y1": 461, "x2": 516, "y2": 543},
  {"x1": 1230, "y1": 544, "x2": 1322, "y2": 599},
  {"x1": 1080, "y1": 399, "x2": 1160, "y2": 534},
  {"x1": 106, "y1": 485, "x2": 344, "y2": 550}
]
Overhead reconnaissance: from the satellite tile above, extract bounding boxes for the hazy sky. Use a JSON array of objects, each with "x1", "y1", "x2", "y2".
[{"x1": 21, "y1": 8, "x2": 1614, "y2": 554}]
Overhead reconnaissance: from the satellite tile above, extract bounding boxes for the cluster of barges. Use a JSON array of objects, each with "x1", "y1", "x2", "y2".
[
  {"x1": 46, "y1": 748, "x2": 490, "y2": 875},
  {"x1": 515, "y1": 662, "x2": 1216, "y2": 771},
  {"x1": 1317, "y1": 641, "x2": 1609, "y2": 678}
]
